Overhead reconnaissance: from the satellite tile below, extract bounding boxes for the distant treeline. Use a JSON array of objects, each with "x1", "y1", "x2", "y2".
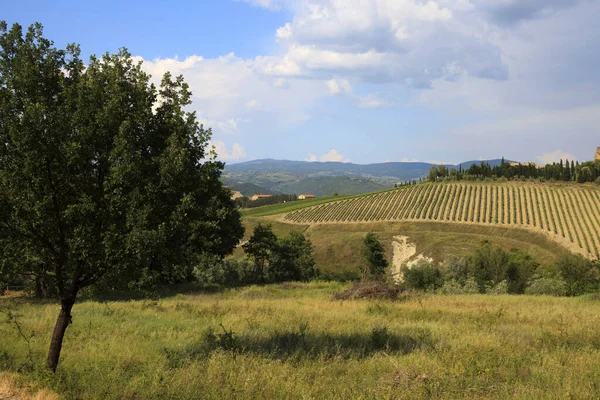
[
  {"x1": 425, "y1": 158, "x2": 600, "y2": 184},
  {"x1": 235, "y1": 194, "x2": 298, "y2": 209}
]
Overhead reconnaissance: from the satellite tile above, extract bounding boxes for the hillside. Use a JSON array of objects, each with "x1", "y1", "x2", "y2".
[
  {"x1": 282, "y1": 182, "x2": 600, "y2": 259},
  {"x1": 275, "y1": 176, "x2": 390, "y2": 197},
  {"x1": 223, "y1": 158, "x2": 510, "y2": 196},
  {"x1": 222, "y1": 180, "x2": 281, "y2": 197}
]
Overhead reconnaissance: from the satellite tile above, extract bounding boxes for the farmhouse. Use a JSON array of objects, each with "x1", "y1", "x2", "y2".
[
  {"x1": 298, "y1": 194, "x2": 316, "y2": 200},
  {"x1": 250, "y1": 194, "x2": 272, "y2": 201},
  {"x1": 230, "y1": 191, "x2": 244, "y2": 200}
]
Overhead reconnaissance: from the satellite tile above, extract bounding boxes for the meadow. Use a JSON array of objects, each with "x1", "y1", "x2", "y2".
[{"x1": 3, "y1": 282, "x2": 600, "y2": 399}]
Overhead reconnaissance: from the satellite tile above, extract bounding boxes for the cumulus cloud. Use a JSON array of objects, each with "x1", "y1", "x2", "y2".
[
  {"x1": 250, "y1": 0, "x2": 510, "y2": 88},
  {"x1": 326, "y1": 78, "x2": 352, "y2": 95},
  {"x1": 134, "y1": 0, "x2": 600, "y2": 163},
  {"x1": 306, "y1": 149, "x2": 350, "y2": 162},
  {"x1": 211, "y1": 141, "x2": 247, "y2": 161},
  {"x1": 535, "y1": 150, "x2": 577, "y2": 165}
]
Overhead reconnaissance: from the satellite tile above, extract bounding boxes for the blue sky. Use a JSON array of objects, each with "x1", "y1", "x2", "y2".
[{"x1": 4, "y1": 0, "x2": 600, "y2": 165}]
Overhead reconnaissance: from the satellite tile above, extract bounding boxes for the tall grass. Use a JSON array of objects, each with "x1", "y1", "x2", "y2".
[{"x1": 3, "y1": 282, "x2": 600, "y2": 399}]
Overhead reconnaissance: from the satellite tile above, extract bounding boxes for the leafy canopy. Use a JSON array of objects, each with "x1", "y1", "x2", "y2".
[{"x1": 0, "y1": 21, "x2": 244, "y2": 297}]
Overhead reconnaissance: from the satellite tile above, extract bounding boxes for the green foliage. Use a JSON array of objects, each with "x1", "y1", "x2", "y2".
[
  {"x1": 360, "y1": 232, "x2": 388, "y2": 279},
  {"x1": 243, "y1": 224, "x2": 278, "y2": 282},
  {"x1": 402, "y1": 260, "x2": 443, "y2": 291},
  {"x1": 462, "y1": 277, "x2": 481, "y2": 294},
  {"x1": 0, "y1": 21, "x2": 243, "y2": 295},
  {"x1": 486, "y1": 280, "x2": 509, "y2": 295},
  {"x1": 240, "y1": 224, "x2": 316, "y2": 284},
  {"x1": 270, "y1": 232, "x2": 316, "y2": 282},
  {"x1": 428, "y1": 166, "x2": 439, "y2": 182},
  {"x1": 525, "y1": 278, "x2": 567, "y2": 296},
  {"x1": 557, "y1": 254, "x2": 599, "y2": 296},
  {"x1": 466, "y1": 243, "x2": 538, "y2": 294},
  {"x1": 0, "y1": 22, "x2": 244, "y2": 370},
  {"x1": 437, "y1": 279, "x2": 465, "y2": 295},
  {"x1": 235, "y1": 194, "x2": 298, "y2": 209}
]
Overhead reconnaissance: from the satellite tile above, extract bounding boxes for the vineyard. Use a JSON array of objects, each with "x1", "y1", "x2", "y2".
[{"x1": 285, "y1": 182, "x2": 600, "y2": 258}]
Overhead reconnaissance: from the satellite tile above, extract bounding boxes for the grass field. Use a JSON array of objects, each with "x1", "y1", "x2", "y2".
[
  {"x1": 283, "y1": 182, "x2": 600, "y2": 259},
  {"x1": 3, "y1": 283, "x2": 600, "y2": 399}
]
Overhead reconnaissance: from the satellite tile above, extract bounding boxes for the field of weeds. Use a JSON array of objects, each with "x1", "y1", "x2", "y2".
[{"x1": 2, "y1": 282, "x2": 600, "y2": 399}]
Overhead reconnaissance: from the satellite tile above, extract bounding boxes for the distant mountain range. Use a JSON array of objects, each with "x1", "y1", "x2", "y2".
[{"x1": 223, "y1": 158, "x2": 508, "y2": 197}]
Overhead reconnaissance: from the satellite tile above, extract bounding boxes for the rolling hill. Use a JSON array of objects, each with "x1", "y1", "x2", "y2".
[
  {"x1": 282, "y1": 182, "x2": 600, "y2": 259},
  {"x1": 223, "y1": 158, "x2": 510, "y2": 197}
]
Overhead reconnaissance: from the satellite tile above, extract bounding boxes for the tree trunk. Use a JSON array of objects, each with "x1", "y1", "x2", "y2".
[{"x1": 46, "y1": 297, "x2": 75, "y2": 372}]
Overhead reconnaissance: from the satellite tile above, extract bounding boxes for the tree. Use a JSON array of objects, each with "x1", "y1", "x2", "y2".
[
  {"x1": 243, "y1": 224, "x2": 278, "y2": 282},
  {"x1": 360, "y1": 232, "x2": 388, "y2": 279},
  {"x1": 402, "y1": 260, "x2": 443, "y2": 291},
  {"x1": 438, "y1": 164, "x2": 448, "y2": 178},
  {"x1": 428, "y1": 166, "x2": 439, "y2": 182},
  {"x1": 0, "y1": 22, "x2": 243, "y2": 371},
  {"x1": 269, "y1": 232, "x2": 316, "y2": 282}
]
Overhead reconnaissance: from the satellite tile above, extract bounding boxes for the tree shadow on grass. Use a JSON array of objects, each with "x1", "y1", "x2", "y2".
[{"x1": 162, "y1": 325, "x2": 435, "y2": 367}]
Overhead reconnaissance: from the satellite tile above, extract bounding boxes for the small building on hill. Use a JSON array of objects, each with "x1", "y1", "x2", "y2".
[
  {"x1": 595, "y1": 147, "x2": 600, "y2": 161},
  {"x1": 230, "y1": 191, "x2": 244, "y2": 200},
  {"x1": 250, "y1": 194, "x2": 272, "y2": 201},
  {"x1": 298, "y1": 194, "x2": 316, "y2": 200}
]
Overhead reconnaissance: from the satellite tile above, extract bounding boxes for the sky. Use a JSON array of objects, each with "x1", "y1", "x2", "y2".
[{"x1": 4, "y1": 0, "x2": 600, "y2": 165}]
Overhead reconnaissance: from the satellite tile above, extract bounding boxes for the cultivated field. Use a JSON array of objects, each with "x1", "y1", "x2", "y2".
[
  {"x1": 3, "y1": 283, "x2": 600, "y2": 399},
  {"x1": 284, "y1": 182, "x2": 600, "y2": 258}
]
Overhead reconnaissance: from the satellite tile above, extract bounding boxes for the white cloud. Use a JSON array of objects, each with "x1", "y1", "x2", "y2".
[
  {"x1": 326, "y1": 77, "x2": 352, "y2": 95},
  {"x1": 133, "y1": 0, "x2": 600, "y2": 163},
  {"x1": 211, "y1": 141, "x2": 247, "y2": 161},
  {"x1": 535, "y1": 150, "x2": 577, "y2": 165},
  {"x1": 250, "y1": 0, "x2": 509, "y2": 87},
  {"x1": 306, "y1": 149, "x2": 350, "y2": 162},
  {"x1": 356, "y1": 94, "x2": 387, "y2": 109},
  {"x1": 238, "y1": 0, "x2": 281, "y2": 10}
]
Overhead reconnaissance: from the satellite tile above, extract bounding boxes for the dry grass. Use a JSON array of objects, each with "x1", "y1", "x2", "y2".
[
  {"x1": 0, "y1": 373, "x2": 58, "y2": 400},
  {"x1": 3, "y1": 283, "x2": 600, "y2": 399}
]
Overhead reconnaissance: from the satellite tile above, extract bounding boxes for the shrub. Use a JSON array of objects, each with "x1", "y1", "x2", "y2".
[
  {"x1": 462, "y1": 277, "x2": 481, "y2": 294},
  {"x1": 437, "y1": 279, "x2": 465, "y2": 295},
  {"x1": 558, "y1": 254, "x2": 599, "y2": 296},
  {"x1": 402, "y1": 260, "x2": 443, "y2": 291},
  {"x1": 525, "y1": 278, "x2": 567, "y2": 296},
  {"x1": 487, "y1": 280, "x2": 509, "y2": 295},
  {"x1": 443, "y1": 255, "x2": 468, "y2": 284}
]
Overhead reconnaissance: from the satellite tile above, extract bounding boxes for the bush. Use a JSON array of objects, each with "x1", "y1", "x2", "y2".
[
  {"x1": 525, "y1": 278, "x2": 567, "y2": 296},
  {"x1": 487, "y1": 280, "x2": 509, "y2": 295},
  {"x1": 437, "y1": 279, "x2": 465, "y2": 295},
  {"x1": 462, "y1": 277, "x2": 481, "y2": 294},
  {"x1": 558, "y1": 254, "x2": 599, "y2": 296},
  {"x1": 402, "y1": 260, "x2": 443, "y2": 291}
]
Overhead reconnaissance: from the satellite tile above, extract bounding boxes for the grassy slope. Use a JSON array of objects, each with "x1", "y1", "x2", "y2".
[
  {"x1": 3, "y1": 284, "x2": 600, "y2": 399},
  {"x1": 239, "y1": 218, "x2": 571, "y2": 277}
]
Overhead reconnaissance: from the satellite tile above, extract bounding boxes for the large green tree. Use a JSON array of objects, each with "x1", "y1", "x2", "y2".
[{"x1": 0, "y1": 22, "x2": 243, "y2": 371}]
